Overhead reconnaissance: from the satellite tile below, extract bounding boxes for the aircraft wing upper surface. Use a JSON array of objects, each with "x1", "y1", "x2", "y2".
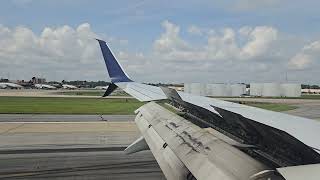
[
  {"x1": 96, "y1": 39, "x2": 320, "y2": 179},
  {"x1": 114, "y1": 80, "x2": 320, "y2": 153},
  {"x1": 116, "y1": 82, "x2": 166, "y2": 101}
]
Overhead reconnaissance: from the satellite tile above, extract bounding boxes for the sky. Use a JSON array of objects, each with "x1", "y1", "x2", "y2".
[{"x1": 0, "y1": 0, "x2": 320, "y2": 84}]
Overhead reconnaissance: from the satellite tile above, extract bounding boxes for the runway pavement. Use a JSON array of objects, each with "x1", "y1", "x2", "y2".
[
  {"x1": 0, "y1": 114, "x2": 135, "y2": 122},
  {"x1": 0, "y1": 122, "x2": 164, "y2": 180},
  {"x1": 0, "y1": 151, "x2": 164, "y2": 180}
]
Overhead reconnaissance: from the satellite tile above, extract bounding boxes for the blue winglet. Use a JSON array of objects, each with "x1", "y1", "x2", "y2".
[{"x1": 96, "y1": 39, "x2": 132, "y2": 83}]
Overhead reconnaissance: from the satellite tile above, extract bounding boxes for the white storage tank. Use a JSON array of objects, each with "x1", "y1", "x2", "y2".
[
  {"x1": 206, "y1": 84, "x2": 229, "y2": 96},
  {"x1": 262, "y1": 83, "x2": 281, "y2": 97},
  {"x1": 188, "y1": 83, "x2": 206, "y2": 96},
  {"x1": 225, "y1": 84, "x2": 232, "y2": 97},
  {"x1": 231, "y1": 84, "x2": 246, "y2": 96},
  {"x1": 250, "y1": 83, "x2": 263, "y2": 96},
  {"x1": 281, "y1": 83, "x2": 301, "y2": 97},
  {"x1": 184, "y1": 83, "x2": 190, "y2": 94}
]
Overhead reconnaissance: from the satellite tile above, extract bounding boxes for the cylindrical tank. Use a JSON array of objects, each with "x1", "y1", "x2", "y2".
[
  {"x1": 187, "y1": 83, "x2": 206, "y2": 96},
  {"x1": 184, "y1": 83, "x2": 190, "y2": 94},
  {"x1": 225, "y1": 84, "x2": 232, "y2": 97},
  {"x1": 206, "y1": 84, "x2": 228, "y2": 96},
  {"x1": 281, "y1": 83, "x2": 301, "y2": 97},
  {"x1": 231, "y1": 84, "x2": 246, "y2": 96},
  {"x1": 250, "y1": 83, "x2": 263, "y2": 96},
  {"x1": 262, "y1": 83, "x2": 281, "y2": 97}
]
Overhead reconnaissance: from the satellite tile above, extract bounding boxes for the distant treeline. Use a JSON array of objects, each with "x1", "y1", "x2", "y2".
[{"x1": 301, "y1": 84, "x2": 320, "y2": 89}]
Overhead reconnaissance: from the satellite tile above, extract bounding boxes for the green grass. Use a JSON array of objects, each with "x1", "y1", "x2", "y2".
[
  {"x1": 0, "y1": 97, "x2": 144, "y2": 114},
  {"x1": 56, "y1": 90, "x2": 129, "y2": 96},
  {"x1": 58, "y1": 91, "x2": 105, "y2": 96},
  {"x1": 245, "y1": 103, "x2": 297, "y2": 112},
  {"x1": 300, "y1": 94, "x2": 320, "y2": 99}
]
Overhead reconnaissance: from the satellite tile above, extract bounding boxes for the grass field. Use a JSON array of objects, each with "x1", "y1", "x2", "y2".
[
  {"x1": 0, "y1": 96, "x2": 297, "y2": 114},
  {"x1": 56, "y1": 90, "x2": 128, "y2": 96},
  {"x1": 57, "y1": 91, "x2": 105, "y2": 96},
  {"x1": 300, "y1": 94, "x2": 320, "y2": 99},
  {"x1": 0, "y1": 97, "x2": 144, "y2": 114},
  {"x1": 244, "y1": 102, "x2": 297, "y2": 112}
]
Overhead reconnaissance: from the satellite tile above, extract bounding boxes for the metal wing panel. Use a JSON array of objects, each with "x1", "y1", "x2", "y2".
[
  {"x1": 115, "y1": 82, "x2": 167, "y2": 101},
  {"x1": 277, "y1": 164, "x2": 320, "y2": 180},
  {"x1": 134, "y1": 108, "x2": 190, "y2": 180},
  {"x1": 136, "y1": 102, "x2": 270, "y2": 180},
  {"x1": 178, "y1": 91, "x2": 320, "y2": 152}
]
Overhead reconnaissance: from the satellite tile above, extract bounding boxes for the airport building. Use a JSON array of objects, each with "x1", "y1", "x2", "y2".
[
  {"x1": 249, "y1": 83, "x2": 301, "y2": 97},
  {"x1": 32, "y1": 77, "x2": 46, "y2": 84}
]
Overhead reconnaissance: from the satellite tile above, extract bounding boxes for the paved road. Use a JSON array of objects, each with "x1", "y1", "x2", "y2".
[{"x1": 0, "y1": 114, "x2": 135, "y2": 122}]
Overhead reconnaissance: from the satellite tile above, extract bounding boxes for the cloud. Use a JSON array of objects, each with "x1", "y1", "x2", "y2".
[
  {"x1": 153, "y1": 20, "x2": 190, "y2": 53},
  {"x1": 288, "y1": 41, "x2": 320, "y2": 70},
  {"x1": 0, "y1": 23, "x2": 128, "y2": 81},
  {"x1": 153, "y1": 21, "x2": 278, "y2": 62},
  {"x1": 0, "y1": 20, "x2": 319, "y2": 84},
  {"x1": 188, "y1": 25, "x2": 203, "y2": 35},
  {"x1": 241, "y1": 26, "x2": 278, "y2": 58}
]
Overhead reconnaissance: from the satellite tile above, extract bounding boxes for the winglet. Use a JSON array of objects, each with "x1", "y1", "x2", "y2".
[{"x1": 96, "y1": 39, "x2": 132, "y2": 83}]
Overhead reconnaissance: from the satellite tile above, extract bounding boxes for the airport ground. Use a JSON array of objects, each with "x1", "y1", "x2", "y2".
[{"x1": 0, "y1": 89, "x2": 320, "y2": 179}]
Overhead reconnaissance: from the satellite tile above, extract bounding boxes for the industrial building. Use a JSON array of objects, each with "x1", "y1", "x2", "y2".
[
  {"x1": 249, "y1": 83, "x2": 301, "y2": 97},
  {"x1": 184, "y1": 83, "x2": 246, "y2": 97},
  {"x1": 32, "y1": 77, "x2": 46, "y2": 84}
]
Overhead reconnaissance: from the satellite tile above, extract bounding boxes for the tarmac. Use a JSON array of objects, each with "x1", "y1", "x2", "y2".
[
  {"x1": 0, "y1": 121, "x2": 165, "y2": 180},
  {"x1": 0, "y1": 114, "x2": 136, "y2": 122}
]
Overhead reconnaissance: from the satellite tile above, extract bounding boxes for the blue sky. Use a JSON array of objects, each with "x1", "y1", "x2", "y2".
[{"x1": 0, "y1": 0, "x2": 320, "y2": 83}]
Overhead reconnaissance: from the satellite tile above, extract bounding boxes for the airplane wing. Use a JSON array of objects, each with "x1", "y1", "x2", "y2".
[{"x1": 96, "y1": 39, "x2": 320, "y2": 180}]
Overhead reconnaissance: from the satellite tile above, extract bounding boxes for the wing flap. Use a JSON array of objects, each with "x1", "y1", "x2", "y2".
[{"x1": 135, "y1": 102, "x2": 271, "y2": 180}]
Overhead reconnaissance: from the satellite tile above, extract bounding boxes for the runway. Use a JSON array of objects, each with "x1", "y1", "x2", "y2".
[
  {"x1": 0, "y1": 151, "x2": 164, "y2": 180},
  {"x1": 0, "y1": 122, "x2": 164, "y2": 180},
  {"x1": 0, "y1": 114, "x2": 135, "y2": 122}
]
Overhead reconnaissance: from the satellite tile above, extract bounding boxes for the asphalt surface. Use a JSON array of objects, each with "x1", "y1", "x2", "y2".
[
  {"x1": 0, "y1": 114, "x2": 135, "y2": 122},
  {"x1": 0, "y1": 122, "x2": 164, "y2": 180},
  {"x1": 0, "y1": 151, "x2": 164, "y2": 180}
]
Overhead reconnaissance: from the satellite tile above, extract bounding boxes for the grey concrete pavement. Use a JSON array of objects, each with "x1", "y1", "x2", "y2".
[
  {"x1": 0, "y1": 114, "x2": 135, "y2": 122},
  {"x1": 0, "y1": 122, "x2": 164, "y2": 179},
  {"x1": 0, "y1": 151, "x2": 164, "y2": 180}
]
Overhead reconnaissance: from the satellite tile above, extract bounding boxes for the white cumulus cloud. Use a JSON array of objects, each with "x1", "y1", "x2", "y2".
[
  {"x1": 0, "y1": 23, "x2": 116, "y2": 80},
  {"x1": 288, "y1": 41, "x2": 320, "y2": 70},
  {"x1": 153, "y1": 21, "x2": 278, "y2": 62}
]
